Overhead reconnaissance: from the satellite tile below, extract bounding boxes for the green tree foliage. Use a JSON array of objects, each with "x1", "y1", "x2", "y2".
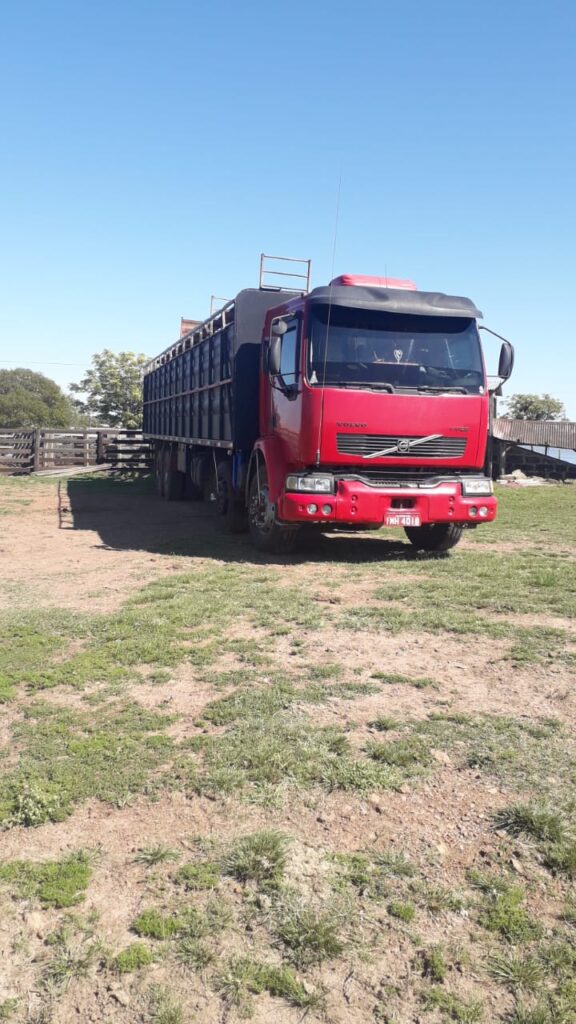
[
  {"x1": 0, "y1": 369, "x2": 76, "y2": 428},
  {"x1": 504, "y1": 394, "x2": 566, "y2": 421},
  {"x1": 70, "y1": 350, "x2": 148, "y2": 428}
]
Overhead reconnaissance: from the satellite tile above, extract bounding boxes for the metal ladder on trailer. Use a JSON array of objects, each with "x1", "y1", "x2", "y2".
[{"x1": 259, "y1": 253, "x2": 312, "y2": 293}]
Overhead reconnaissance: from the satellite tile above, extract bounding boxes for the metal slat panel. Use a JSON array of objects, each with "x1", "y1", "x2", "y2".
[{"x1": 493, "y1": 419, "x2": 576, "y2": 450}]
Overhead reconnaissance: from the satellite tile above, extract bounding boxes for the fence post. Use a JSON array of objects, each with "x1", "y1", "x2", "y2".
[{"x1": 33, "y1": 429, "x2": 41, "y2": 473}]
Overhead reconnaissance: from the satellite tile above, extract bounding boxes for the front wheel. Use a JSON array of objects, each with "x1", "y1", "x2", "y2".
[
  {"x1": 404, "y1": 522, "x2": 463, "y2": 552},
  {"x1": 248, "y1": 463, "x2": 299, "y2": 554}
]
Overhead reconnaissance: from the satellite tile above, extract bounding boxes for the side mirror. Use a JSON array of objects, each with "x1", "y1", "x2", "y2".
[
  {"x1": 498, "y1": 341, "x2": 514, "y2": 381},
  {"x1": 269, "y1": 336, "x2": 282, "y2": 376},
  {"x1": 479, "y1": 327, "x2": 515, "y2": 383},
  {"x1": 271, "y1": 320, "x2": 288, "y2": 337}
]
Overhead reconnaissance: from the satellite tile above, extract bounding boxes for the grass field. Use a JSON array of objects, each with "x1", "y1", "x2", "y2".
[{"x1": 0, "y1": 474, "x2": 575, "y2": 1024}]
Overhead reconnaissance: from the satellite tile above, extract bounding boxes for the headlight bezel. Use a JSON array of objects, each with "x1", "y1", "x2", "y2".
[
  {"x1": 285, "y1": 474, "x2": 335, "y2": 495},
  {"x1": 461, "y1": 477, "x2": 494, "y2": 497}
]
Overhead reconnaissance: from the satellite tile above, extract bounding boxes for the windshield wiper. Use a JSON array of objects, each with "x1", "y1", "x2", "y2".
[
  {"x1": 332, "y1": 381, "x2": 395, "y2": 393},
  {"x1": 415, "y1": 385, "x2": 469, "y2": 395}
]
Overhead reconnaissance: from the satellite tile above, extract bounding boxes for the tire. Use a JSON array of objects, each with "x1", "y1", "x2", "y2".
[
  {"x1": 202, "y1": 462, "x2": 217, "y2": 504},
  {"x1": 216, "y1": 460, "x2": 247, "y2": 533},
  {"x1": 154, "y1": 447, "x2": 165, "y2": 497},
  {"x1": 162, "y1": 449, "x2": 184, "y2": 502},
  {"x1": 248, "y1": 462, "x2": 299, "y2": 554},
  {"x1": 404, "y1": 523, "x2": 463, "y2": 552}
]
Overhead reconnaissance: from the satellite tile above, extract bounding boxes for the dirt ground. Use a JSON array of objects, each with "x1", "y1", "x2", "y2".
[{"x1": 0, "y1": 477, "x2": 575, "y2": 1024}]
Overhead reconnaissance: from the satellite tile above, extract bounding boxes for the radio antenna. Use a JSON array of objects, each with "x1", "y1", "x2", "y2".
[{"x1": 315, "y1": 173, "x2": 342, "y2": 467}]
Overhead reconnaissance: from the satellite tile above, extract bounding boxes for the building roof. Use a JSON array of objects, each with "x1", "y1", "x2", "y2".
[{"x1": 493, "y1": 419, "x2": 576, "y2": 450}]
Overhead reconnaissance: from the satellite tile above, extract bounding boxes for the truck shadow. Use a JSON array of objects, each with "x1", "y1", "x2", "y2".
[{"x1": 63, "y1": 475, "x2": 446, "y2": 566}]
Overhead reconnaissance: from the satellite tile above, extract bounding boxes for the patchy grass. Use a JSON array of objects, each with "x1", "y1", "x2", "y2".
[
  {"x1": 338, "y1": 541, "x2": 576, "y2": 665},
  {"x1": 215, "y1": 957, "x2": 321, "y2": 1014},
  {"x1": 131, "y1": 900, "x2": 229, "y2": 945},
  {"x1": 2, "y1": 475, "x2": 576, "y2": 1024},
  {"x1": 175, "y1": 859, "x2": 220, "y2": 891},
  {"x1": 174, "y1": 937, "x2": 214, "y2": 969},
  {"x1": 0, "y1": 1000, "x2": 18, "y2": 1021},
  {"x1": 41, "y1": 924, "x2": 102, "y2": 991},
  {"x1": 0, "y1": 562, "x2": 323, "y2": 701},
  {"x1": 0, "y1": 851, "x2": 91, "y2": 908},
  {"x1": 544, "y1": 840, "x2": 576, "y2": 878},
  {"x1": 487, "y1": 951, "x2": 543, "y2": 992},
  {"x1": 201, "y1": 675, "x2": 379, "y2": 727},
  {"x1": 273, "y1": 897, "x2": 345, "y2": 966},
  {"x1": 370, "y1": 670, "x2": 438, "y2": 689},
  {"x1": 416, "y1": 885, "x2": 465, "y2": 914},
  {"x1": 387, "y1": 900, "x2": 416, "y2": 923},
  {"x1": 134, "y1": 845, "x2": 181, "y2": 867},
  {"x1": 375, "y1": 850, "x2": 416, "y2": 878},
  {"x1": 493, "y1": 804, "x2": 568, "y2": 844},
  {"x1": 113, "y1": 942, "x2": 154, "y2": 973},
  {"x1": 422, "y1": 986, "x2": 484, "y2": 1022},
  {"x1": 185, "y1": 714, "x2": 406, "y2": 799},
  {"x1": 368, "y1": 734, "x2": 432, "y2": 769},
  {"x1": 369, "y1": 715, "x2": 400, "y2": 731},
  {"x1": 478, "y1": 883, "x2": 542, "y2": 944},
  {"x1": 147, "y1": 985, "x2": 184, "y2": 1024},
  {"x1": 0, "y1": 701, "x2": 175, "y2": 827},
  {"x1": 418, "y1": 945, "x2": 448, "y2": 982},
  {"x1": 494, "y1": 804, "x2": 576, "y2": 878},
  {"x1": 411, "y1": 713, "x2": 573, "y2": 797},
  {"x1": 223, "y1": 830, "x2": 288, "y2": 888},
  {"x1": 131, "y1": 909, "x2": 185, "y2": 940}
]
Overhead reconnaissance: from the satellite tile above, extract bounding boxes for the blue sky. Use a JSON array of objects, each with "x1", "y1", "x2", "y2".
[{"x1": 1, "y1": 0, "x2": 574, "y2": 415}]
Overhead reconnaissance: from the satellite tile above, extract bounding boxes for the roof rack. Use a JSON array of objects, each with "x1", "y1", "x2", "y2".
[{"x1": 259, "y1": 253, "x2": 311, "y2": 293}]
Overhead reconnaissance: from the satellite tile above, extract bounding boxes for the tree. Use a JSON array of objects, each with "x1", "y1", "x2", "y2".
[
  {"x1": 70, "y1": 350, "x2": 148, "y2": 428},
  {"x1": 503, "y1": 393, "x2": 566, "y2": 421},
  {"x1": 0, "y1": 369, "x2": 76, "y2": 428}
]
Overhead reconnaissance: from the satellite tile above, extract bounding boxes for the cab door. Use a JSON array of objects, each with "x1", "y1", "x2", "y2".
[{"x1": 270, "y1": 314, "x2": 303, "y2": 461}]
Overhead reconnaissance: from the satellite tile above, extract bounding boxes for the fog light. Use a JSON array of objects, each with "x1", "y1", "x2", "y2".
[
  {"x1": 321, "y1": 504, "x2": 333, "y2": 515},
  {"x1": 469, "y1": 506, "x2": 478, "y2": 517},
  {"x1": 306, "y1": 503, "x2": 318, "y2": 514},
  {"x1": 479, "y1": 505, "x2": 489, "y2": 517}
]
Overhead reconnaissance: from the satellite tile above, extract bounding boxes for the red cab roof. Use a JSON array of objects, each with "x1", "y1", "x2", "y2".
[{"x1": 330, "y1": 274, "x2": 417, "y2": 290}]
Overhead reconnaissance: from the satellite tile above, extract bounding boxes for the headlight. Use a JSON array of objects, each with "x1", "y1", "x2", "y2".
[
  {"x1": 285, "y1": 474, "x2": 335, "y2": 494},
  {"x1": 462, "y1": 478, "x2": 493, "y2": 497}
]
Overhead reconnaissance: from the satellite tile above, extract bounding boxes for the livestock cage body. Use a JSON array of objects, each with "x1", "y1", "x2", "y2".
[{"x1": 143, "y1": 289, "x2": 293, "y2": 453}]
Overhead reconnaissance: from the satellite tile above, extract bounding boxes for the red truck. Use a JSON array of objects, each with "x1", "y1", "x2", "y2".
[{"x1": 143, "y1": 255, "x2": 513, "y2": 553}]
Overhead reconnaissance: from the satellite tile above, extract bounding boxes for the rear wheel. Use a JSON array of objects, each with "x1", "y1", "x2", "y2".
[
  {"x1": 248, "y1": 462, "x2": 299, "y2": 554},
  {"x1": 404, "y1": 522, "x2": 463, "y2": 552},
  {"x1": 154, "y1": 447, "x2": 165, "y2": 497},
  {"x1": 217, "y1": 461, "x2": 247, "y2": 533},
  {"x1": 162, "y1": 449, "x2": 184, "y2": 502}
]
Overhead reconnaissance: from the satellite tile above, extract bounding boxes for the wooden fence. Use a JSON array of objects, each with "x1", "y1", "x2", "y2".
[
  {"x1": 0, "y1": 429, "x2": 153, "y2": 474},
  {"x1": 0, "y1": 430, "x2": 36, "y2": 473}
]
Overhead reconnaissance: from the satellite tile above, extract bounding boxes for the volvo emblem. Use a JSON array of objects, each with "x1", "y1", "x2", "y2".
[{"x1": 396, "y1": 439, "x2": 411, "y2": 453}]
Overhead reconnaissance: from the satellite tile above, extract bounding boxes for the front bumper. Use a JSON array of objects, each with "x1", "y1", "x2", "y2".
[{"x1": 277, "y1": 478, "x2": 497, "y2": 527}]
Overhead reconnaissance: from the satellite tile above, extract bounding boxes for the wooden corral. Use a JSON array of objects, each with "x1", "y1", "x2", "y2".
[{"x1": 0, "y1": 429, "x2": 153, "y2": 474}]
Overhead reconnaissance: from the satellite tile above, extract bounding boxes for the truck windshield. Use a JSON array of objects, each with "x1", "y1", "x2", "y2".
[{"x1": 308, "y1": 305, "x2": 484, "y2": 393}]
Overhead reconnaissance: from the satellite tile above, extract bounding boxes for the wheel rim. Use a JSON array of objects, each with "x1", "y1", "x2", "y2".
[{"x1": 249, "y1": 482, "x2": 275, "y2": 535}]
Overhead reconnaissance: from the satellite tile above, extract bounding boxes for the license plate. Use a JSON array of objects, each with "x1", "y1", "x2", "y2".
[{"x1": 385, "y1": 513, "x2": 421, "y2": 527}]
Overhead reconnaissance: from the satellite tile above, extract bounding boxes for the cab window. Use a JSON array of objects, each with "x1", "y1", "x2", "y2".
[{"x1": 279, "y1": 320, "x2": 300, "y2": 386}]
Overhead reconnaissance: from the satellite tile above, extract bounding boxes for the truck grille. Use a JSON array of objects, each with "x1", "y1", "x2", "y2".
[{"x1": 336, "y1": 433, "x2": 467, "y2": 459}]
